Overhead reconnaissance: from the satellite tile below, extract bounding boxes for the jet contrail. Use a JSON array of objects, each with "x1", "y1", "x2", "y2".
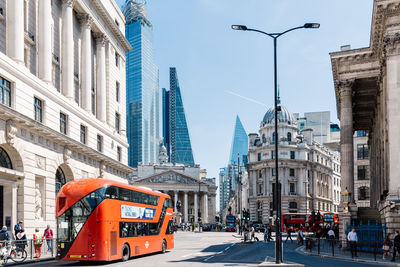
[{"x1": 225, "y1": 90, "x2": 268, "y2": 108}]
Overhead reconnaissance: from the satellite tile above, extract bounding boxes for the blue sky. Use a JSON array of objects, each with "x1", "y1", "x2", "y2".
[{"x1": 116, "y1": 0, "x2": 373, "y2": 187}]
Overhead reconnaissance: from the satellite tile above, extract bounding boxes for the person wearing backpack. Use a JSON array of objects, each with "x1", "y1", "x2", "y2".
[
  {"x1": 33, "y1": 228, "x2": 43, "y2": 258},
  {"x1": 15, "y1": 228, "x2": 27, "y2": 250},
  {"x1": 0, "y1": 226, "x2": 10, "y2": 247},
  {"x1": 43, "y1": 225, "x2": 53, "y2": 252}
]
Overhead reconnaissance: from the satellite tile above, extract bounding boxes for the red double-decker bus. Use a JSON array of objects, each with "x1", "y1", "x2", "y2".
[
  {"x1": 282, "y1": 212, "x2": 339, "y2": 232},
  {"x1": 56, "y1": 178, "x2": 174, "y2": 262},
  {"x1": 225, "y1": 215, "x2": 236, "y2": 232}
]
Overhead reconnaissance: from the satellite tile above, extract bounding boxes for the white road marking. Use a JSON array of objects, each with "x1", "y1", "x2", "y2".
[{"x1": 203, "y1": 243, "x2": 236, "y2": 262}]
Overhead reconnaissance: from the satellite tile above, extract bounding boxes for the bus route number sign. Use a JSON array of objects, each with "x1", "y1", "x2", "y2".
[{"x1": 121, "y1": 204, "x2": 156, "y2": 219}]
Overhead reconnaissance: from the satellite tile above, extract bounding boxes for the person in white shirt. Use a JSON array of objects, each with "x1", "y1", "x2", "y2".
[
  {"x1": 328, "y1": 229, "x2": 335, "y2": 239},
  {"x1": 347, "y1": 228, "x2": 358, "y2": 258}
]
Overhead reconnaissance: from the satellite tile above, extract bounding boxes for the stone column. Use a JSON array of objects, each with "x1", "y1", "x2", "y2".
[
  {"x1": 38, "y1": 0, "x2": 52, "y2": 82},
  {"x1": 174, "y1": 191, "x2": 178, "y2": 212},
  {"x1": 95, "y1": 34, "x2": 106, "y2": 122},
  {"x1": 7, "y1": 0, "x2": 24, "y2": 63},
  {"x1": 61, "y1": 0, "x2": 74, "y2": 99},
  {"x1": 194, "y1": 192, "x2": 198, "y2": 224},
  {"x1": 11, "y1": 184, "x2": 17, "y2": 234},
  {"x1": 184, "y1": 191, "x2": 188, "y2": 223},
  {"x1": 203, "y1": 193, "x2": 208, "y2": 223},
  {"x1": 79, "y1": 14, "x2": 93, "y2": 112},
  {"x1": 338, "y1": 79, "x2": 355, "y2": 199}
]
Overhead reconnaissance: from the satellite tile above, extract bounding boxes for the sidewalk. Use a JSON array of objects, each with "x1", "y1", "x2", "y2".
[
  {"x1": 4, "y1": 254, "x2": 54, "y2": 266},
  {"x1": 296, "y1": 245, "x2": 400, "y2": 266}
]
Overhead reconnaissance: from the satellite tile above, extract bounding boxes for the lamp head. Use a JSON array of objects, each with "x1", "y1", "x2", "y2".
[
  {"x1": 231, "y1": 25, "x2": 248, "y2": 31},
  {"x1": 304, "y1": 23, "x2": 320, "y2": 29}
]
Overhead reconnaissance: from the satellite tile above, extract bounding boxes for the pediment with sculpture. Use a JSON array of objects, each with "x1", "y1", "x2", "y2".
[{"x1": 135, "y1": 171, "x2": 203, "y2": 185}]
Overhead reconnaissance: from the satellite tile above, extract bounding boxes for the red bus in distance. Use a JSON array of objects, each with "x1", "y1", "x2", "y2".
[{"x1": 56, "y1": 178, "x2": 174, "y2": 262}]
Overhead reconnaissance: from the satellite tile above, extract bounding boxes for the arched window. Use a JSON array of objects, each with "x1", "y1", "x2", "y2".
[
  {"x1": 287, "y1": 132, "x2": 292, "y2": 142},
  {"x1": 0, "y1": 147, "x2": 12, "y2": 169},
  {"x1": 55, "y1": 167, "x2": 66, "y2": 195}
]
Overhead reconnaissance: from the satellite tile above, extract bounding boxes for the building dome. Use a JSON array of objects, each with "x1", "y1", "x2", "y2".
[{"x1": 262, "y1": 105, "x2": 296, "y2": 124}]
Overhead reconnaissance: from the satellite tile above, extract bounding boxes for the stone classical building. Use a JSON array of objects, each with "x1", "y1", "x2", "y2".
[
  {"x1": 0, "y1": 0, "x2": 133, "y2": 235},
  {"x1": 330, "y1": 0, "x2": 400, "y2": 235},
  {"x1": 130, "y1": 146, "x2": 217, "y2": 225},
  {"x1": 247, "y1": 104, "x2": 341, "y2": 224}
]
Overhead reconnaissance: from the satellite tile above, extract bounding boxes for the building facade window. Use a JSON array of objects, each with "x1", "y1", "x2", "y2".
[
  {"x1": 289, "y1": 168, "x2": 295, "y2": 177},
  {"x1": 257, "y1": 152, "x2": 261, "y2": 161},
  {"x1": 0, "y1": 147, "x2": 13, "y2": 169},
  {"x1": 115, "y1": 52, "x2": 119, "y2": 67},
  {"x1": 272, "y1": 168, "x2": 276, "y2": 176},
  {"x1": 271, "y1": 151, "x2": 275, "y2": 159},
  {"x1": 357, "y1": 165, "x2": 369, "y2": 180},
  {"x1": 80, "y1": 125, "x2": 87, "y2": 144},
  {"x1": 257, "y1": 201, "x2": 263, "y2": 221},
  {"x1": 60, "y1": 112, "x2": 67, "y2": 134},
  {"x1": 34, "y1": 97, "x2": 43, "y2": 122},
  {"x1": 117, "y1": 146, "x2": 122, "y2": 162},
  {"x1": 358, "y1": 186, "x2": 370, "y2": 200},
  {"x1": 289, "y1": 201, "x2": 297, "y2": 213},
  {"x1": 272, "y1": 132, "x2": 276, "y2": 144},
  {"x1": 290, "y1": 151, "x2": 295, "y2": 159},
  {"x1": 257, "y1": 183, "x2": 263, "y2": 196},
  {"x1": 55, "y1": 167, "x2": 66, "y2": 196},
  {"x1": 287, "y1": 132, "x2": 292, "y2": 142},
  {"x1": 289, "y1": 183, "x2": 295, "y2": 194},
  {"x1": 0, "y1": 77, "x2": 11, "y2": 107},
  {"x1": 116, "y1": 81, "x2": 120, "y2": 102},
  {"x1": 357, "y1": 144, "x2": 369, "y2": 159},
  {"x1": 115, "y1": 112, "x2": 120, "y2": 133},
  {"x1": 97, "y1": 134, "x2": 103, "y2": 152},
  {"x1": 91, "y1": 87, "x2": 96, "y2": 115},
  {"x1": 357, "y1": 130, "x2": 367, "y2": 137}
]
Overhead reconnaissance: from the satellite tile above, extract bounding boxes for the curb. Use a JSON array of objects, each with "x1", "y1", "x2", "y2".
[
  {"x1": 295, "y1": 246, "x2": 400, "y2": 267},
  {"x1": 4, "y1": 256, "x2": 55, "y2": 266}
]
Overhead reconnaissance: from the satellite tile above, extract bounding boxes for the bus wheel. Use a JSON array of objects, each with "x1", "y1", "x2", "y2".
[
  {"x1": 162, "y1": 240, "x2": 167, "y2": 253},
  {"x1": 122, "y1": 244, "x2": 130, "y2": 261}
]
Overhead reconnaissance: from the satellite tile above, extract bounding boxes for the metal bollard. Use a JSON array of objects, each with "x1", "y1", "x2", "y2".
[{"x1": 30, "y1": 239, "x2": 33, "y2": 259}]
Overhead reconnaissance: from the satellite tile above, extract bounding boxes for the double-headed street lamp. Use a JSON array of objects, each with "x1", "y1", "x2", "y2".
[{"x1": 232, "y1": 22, "x2": 319, "y2": 264}]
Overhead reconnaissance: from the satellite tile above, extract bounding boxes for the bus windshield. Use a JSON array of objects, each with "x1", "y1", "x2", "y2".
[{"x1": 57, "y1": 187, "x2": 106, "y2": 242}]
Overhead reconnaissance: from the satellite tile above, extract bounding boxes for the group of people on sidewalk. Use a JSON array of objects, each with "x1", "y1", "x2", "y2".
[
  {"x1": 381, "y1": 230, "x2": 400, "y2": 262},
  {"x1": 0, "y1": 220, "x2": 54, "y2": 258}
]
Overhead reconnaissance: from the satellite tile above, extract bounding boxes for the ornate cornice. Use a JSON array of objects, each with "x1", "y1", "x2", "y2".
[{"x1": 94, "y1": 33, "x2": 107, "y2": 46}]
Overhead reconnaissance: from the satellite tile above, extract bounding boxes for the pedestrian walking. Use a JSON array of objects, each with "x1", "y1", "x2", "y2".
[
  {"x1": 347, "y1": 228, "x2": 358, "y2": 258},
  {"x1": 264, "y1": 225, "x2": 269, "y2": 242},
  {"x1": 250, "y1": 226, "x2": 255, "y2": 241},
  {"x1": 267, "y1": 225, "x2": 272, "y2": 241},
  {"x1": 327, "y1": 228, "x2": 335, "y2": 240},
  {"x1": 297, "y1": 227, "x2": 304, "y2": 245},
  {"x1": 392, "y1": 231, "x2": 400, "y2": 262},
  {"x1": 14, "y1": 220, "x2": 23, "y2": 237},
  {"x1": 15, "y1": 228, "x2": 27, "y2": 250},
  {"x1": 285, "y1": 226, "x2": 293, "y2": 243},
  {"x1": 33, "y1": 228, "x2": 43, "y2": 258},
  {"x1": 0, "y1": 226, "x2": 10, "y2": 247},
  {"x1": 383, "y1": 233, "x2": 392, "y2": 260},
  {"x1": 44, "y1": 225, "x2": 54, "y2": 252}
]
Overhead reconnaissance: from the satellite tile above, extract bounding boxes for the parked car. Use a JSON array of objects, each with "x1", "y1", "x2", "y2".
[{"x1": 202, "y1": 224, "x2": 211, "y2": 231}]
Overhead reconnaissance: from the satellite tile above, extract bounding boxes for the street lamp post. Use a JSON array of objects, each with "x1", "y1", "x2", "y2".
[
  {"x1": 232, "y1": 23, "x2": 319, "y2": 264},
  {"x1": 237, "y1": 152, "x2": 242, "y2": 235}
]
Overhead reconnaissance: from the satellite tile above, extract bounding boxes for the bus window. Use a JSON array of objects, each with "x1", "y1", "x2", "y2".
[
  {"x1": 105, "y1": 186, "x2": 118, "y2": 199},
  {"x1": 119, "y1": 188, "x2": 130, "y2": 201}
]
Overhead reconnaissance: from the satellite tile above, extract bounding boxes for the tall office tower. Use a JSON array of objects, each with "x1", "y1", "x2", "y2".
[
  {"x1": 124, "y1": 0, "x2": 160, "y2": 167},
  {"x1": 162, "y1": 68, "x2": 195, "y2": 166},
  {"x1": 229, "y1": 115, "x2": 248, "y2": 165}
]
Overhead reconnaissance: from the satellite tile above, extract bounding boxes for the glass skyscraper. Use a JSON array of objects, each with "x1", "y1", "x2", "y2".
[
  {"x1": 123, "y1": 0, "x2": 159, "y2": 167},
  {"x1": 219, "y1": 116, "x2": 248, "y2": 212},
  {"x1": 162, "y1": 68, "x2": 195, "y2": 166},
  {"x1": 229, "y1": 115, "x2": 248, "y2": 165}
]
